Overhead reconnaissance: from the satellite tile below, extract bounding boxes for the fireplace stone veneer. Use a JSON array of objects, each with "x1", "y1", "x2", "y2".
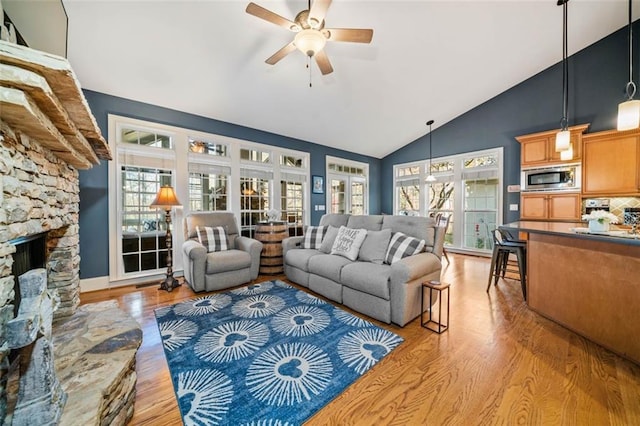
[{"x1": 0, "y1": 41, "x2": 143, "y2": 425}]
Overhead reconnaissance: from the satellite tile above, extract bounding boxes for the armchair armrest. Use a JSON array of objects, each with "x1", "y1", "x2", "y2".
[
  {"x1": 182, "y1": 240, "x2": 207, "y2": 292},
  {"x1": 236, "y1": 236, "x2": 263, "y2": 280},
  {"x1": 282, "y1": 236, "x2": 304, "y2": 257}
]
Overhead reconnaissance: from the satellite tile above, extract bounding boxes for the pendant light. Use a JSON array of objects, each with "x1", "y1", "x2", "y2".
[
  {"x1": 617, "y1": 0, "x2": 640, "y2": 131},
  {"x1": 426, "y1": 120, "x2": 436, "y2": 182},
  {"x1": 555, "y1": 0, "x2": 571, "y2": 153}
]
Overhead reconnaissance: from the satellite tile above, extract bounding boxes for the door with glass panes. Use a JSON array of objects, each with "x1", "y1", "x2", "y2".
[{"x1": 328, "y1": 175, "x2": 367, "y2": 215}]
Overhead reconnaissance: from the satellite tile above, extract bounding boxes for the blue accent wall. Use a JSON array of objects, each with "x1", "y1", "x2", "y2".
[
  {"x1": 79, "y1": 91, "x2": 381, "y2": 278},
  {"x1": 381, "y1": 22, "x2": 638, "y2": 222},
  {"x1": 80, "y1": 21, "x2": 637, "y2": 279}
]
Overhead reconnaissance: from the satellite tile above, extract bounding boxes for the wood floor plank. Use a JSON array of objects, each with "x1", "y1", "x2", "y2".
[{"x1": 80, "y1": 254, "x2": 640, "y2": 425}]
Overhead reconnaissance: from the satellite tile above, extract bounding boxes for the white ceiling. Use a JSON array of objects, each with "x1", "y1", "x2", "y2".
[{"x1": 63, "y1": 0, "x2": 639, "y2": 159}]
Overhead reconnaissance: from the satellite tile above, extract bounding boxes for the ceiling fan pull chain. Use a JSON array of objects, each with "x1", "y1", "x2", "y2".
[{"x1": 309, "y1": 56, "x2": 313, "y2": 87}]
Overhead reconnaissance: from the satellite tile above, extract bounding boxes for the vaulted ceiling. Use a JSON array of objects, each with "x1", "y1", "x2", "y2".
[{"x1": 63, "y1": 0, "x2": 639, "y2": 158}]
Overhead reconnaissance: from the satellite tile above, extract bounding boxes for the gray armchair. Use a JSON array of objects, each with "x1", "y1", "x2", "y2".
[{"x1": 182, "y1": 212, "x2": 263, "y2": 292}]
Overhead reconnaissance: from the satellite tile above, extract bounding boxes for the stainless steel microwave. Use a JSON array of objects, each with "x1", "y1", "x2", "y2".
[{"x1": 521, "y1": 164, "x2": 581, "y2": 192}]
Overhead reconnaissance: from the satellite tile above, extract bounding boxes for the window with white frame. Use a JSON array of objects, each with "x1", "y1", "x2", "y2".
[
  {"x1": 326, "y1": 157, "x2": 369, "y2": 215},
  {"x1": 108, "y1": 115, "x2": 311, "y2": 283},
  {"x1": 393, "y1": 148, "x2": 503, "y2": 254}
]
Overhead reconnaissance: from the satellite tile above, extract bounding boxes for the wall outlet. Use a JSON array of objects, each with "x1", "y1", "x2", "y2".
[{"x1": 509, "y1": 204, "x2": 519, "y2": 211}]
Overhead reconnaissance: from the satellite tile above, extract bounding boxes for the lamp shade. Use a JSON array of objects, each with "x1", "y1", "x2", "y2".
[
  {"x1": 617, "y1": 99, "x2": 640, "y2": 131},
  {"x1": 560, "y1": 144, "x2": 573, "y2": 161},
  {"x1": 555, "y1": 129, "x2": 570, "y2": 152},
  {"x1": 150, "y1": 185, "x2": 182, "y2": 209},
  {"x1": 294, "y1": 29, "x2": 326, "y2": 57}
]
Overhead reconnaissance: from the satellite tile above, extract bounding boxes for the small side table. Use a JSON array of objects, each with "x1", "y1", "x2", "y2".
[{"x1": 421, "y1": 280, "x2": 450, "y2": 333}]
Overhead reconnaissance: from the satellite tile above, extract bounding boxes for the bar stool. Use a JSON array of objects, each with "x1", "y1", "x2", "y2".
[{"x1": 486, "y1": 228, "x2": 527, "y2": 300}]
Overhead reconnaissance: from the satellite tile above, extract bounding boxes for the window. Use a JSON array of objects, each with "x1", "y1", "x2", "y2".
[
  {"x1": 188, "y1": 163, "x2": 230, "y2": 212},
  {"x1": 280, "y1": 173, "x2": 306, "y2": 236},
  {"x1": 240, "y1": 170, "x2": 271, "y2": 237},
  {"x1": 326, "y1": 157, "x2": 369, "y2": 215},
  {"x1": 108, "y1": 115, "x2": 311, "y2": 284},
  {"x1": 189, "y1": 137, "x2": 228, "y2": 157},
  {"x1": 121, "y1": 167, "x2": 170, "y2": 273},
  {"x1": 393, "y1": 148, "x2": 503, "y2": 254}
]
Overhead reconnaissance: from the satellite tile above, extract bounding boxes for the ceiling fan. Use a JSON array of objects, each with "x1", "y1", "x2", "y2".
[{"x1": 246, "y1": 0, "x2": 373, "y2": 75}]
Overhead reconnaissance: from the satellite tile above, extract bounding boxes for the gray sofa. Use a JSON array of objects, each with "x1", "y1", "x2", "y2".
[
  {"x1": 182, "y1": 212, "x2": 263, "y2": 292},
  {"x1": 283, "y1": 214, "x2": 445, "y2": 326}
]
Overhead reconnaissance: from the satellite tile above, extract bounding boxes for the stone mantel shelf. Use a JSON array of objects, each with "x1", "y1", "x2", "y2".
[{"x1": 0, "y1": 41, "x2": 111, "y2": 167}]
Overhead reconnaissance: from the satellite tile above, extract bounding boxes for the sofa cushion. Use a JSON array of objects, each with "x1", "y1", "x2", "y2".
[
  {"x1": 319, "y1": 225, "x2": 339, "y2": 254},
  {"x1": 346, "y1": 215, "x2": 383, "y2": 231},
  {"x1": 330, "y1": 226, "x2": 368, "y2": 261},
  {"x1": 385, "y1": 232, "x2": 425, "y2": 264},
  {"x1": 319, "y1": 214, "x2": 350, "y2": 228},
  {"x1": 206, "y1": 249, "x2": 251, "y2": 274},
  {"x1": 382, "y1": 215, "x2": 435, "y2": 249},
  {"x1": 308, "y1": 253, "x2": 353, "y2": 282},
  {"x1": 341, "y1": 262, "x2": 392, "y2": 300},
  {"x1": 302, "y1": 225, "x2": 326, "y2": 249},
  {"x1": 197, "y1": 226, "x2": 229, "y2": 252},
  {"x1": 285, "y1": 249, "x2": 320, "y2": 272},
  {"x1": 358, "y1": 228, "x2": 392, "y2": 264}
]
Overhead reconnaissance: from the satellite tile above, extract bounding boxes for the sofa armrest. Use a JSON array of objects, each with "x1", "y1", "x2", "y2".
[
  {"x1": 182, "y1": 240, "x2": 207, "y2": 291},
  {"x1": 390, "y1": 252, "x2": 441, "y2": 285},
  {"x1": 236, "y1": 236, "x2": 263, "y2": 280},
  {"x1": 282, "y1": 236, "x2": 304, "y2": 258}
]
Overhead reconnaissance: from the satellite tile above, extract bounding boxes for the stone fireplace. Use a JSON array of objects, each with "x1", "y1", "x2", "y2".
[{"x1": 1, "y1": 41, "x2": 141, "y2": 424}]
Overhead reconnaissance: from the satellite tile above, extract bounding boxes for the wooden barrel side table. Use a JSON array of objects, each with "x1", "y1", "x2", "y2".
[{"x1": 255, "y1": 221, "x2": 288, "y2": 275}]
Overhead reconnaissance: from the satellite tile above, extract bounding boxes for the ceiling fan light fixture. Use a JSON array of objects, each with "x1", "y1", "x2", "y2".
[{"x1": 294, "y1": 29, "x2": 326, "y2": 57}]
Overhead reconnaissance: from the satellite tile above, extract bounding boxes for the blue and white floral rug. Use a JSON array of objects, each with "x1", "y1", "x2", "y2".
[{"x1": 155, "y1": 280, "x2": 403, "y2": 425}]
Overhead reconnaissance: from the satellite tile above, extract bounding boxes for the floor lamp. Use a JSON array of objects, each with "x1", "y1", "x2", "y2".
[{"x1": 150, "y1": 185, "x2": 182, "y2": 292}]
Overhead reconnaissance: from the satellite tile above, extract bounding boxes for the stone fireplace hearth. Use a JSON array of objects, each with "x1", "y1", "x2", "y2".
[{"x1": 1, "y1": 41, "x2": 141, "y2": 425}]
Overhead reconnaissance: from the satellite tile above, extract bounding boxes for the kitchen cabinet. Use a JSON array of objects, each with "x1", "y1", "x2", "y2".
[
  {"x1": 517, "y1": 124, "x2": 589, "y2": 167},
  {"x1": 520, "y1": 192, "x2": 581, "y2": 221},
  {"x1": 582, "y1": 128, "x2": 640, "y2": 197}
]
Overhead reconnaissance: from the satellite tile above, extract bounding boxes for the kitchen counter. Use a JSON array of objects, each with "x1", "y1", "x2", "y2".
[
  {"x1": 500, "y1": 220, "x2": 640, "y2": 365},
  {"x1": 501, "y1": 220, "x2": 640, "y2": 245}
]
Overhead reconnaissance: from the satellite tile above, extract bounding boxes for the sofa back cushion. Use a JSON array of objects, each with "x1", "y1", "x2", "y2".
[
  {"x1": 346, "y1": 215, "x2": 383, "y2": 231},
  {"x1": 319, "y1": 214, "x2": 350, "y2": 228},
  {"x1": 358, "y1": 228, "x2": 392, "y2": 264},
  {"x1": 319, "y1": 225, "x2": 340, "y2": 254},
  {"x1": 184, "y1": 212, "x2": 238, "y2": 249},
  {"x1": 382, "y1": 215, "x2": 435, "y2": 250}
]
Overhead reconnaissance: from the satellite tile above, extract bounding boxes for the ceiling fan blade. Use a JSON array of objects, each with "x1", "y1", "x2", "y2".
[
  {"x1": 265, "y1": 42, "x2": 297, "y2": 65},
  {"x1": 246, "y1": 2, "x2": 299, "y2": 31},
  {"x1": 315, "y1": 50, "x2": 334, "y2": 75},
  {"x1": 324, "y1": 28, "x2": 373, "y2": 43},
  {"x1": 308, "y1": 0, "x2": 332, "y2": 28}
]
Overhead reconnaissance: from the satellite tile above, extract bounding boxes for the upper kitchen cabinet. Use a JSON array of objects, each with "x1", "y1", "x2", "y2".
[
  {"x1": 517, "y1": 124, "x2": 589, "y2": 167},
  {"x1": 582, "y1": 128, "x2": 640, "y2": 197}
]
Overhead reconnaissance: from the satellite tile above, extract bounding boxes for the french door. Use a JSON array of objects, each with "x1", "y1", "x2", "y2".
[{"x1": 327, "y1": 175, "x2": 367, "y2": 215}]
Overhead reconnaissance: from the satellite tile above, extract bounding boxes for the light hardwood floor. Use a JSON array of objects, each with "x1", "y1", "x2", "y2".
[{"x1": 81, "y1": 253, "x2": 640, "y2": 425}]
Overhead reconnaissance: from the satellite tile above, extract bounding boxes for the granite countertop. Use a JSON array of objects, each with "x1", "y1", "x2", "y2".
[{"x1": 501, "y1": 221, "x2": 640, "y2": 246}]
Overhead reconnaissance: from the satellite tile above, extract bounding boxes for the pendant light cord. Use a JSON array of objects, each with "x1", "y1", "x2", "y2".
[
  {"x1": 426, "y1": 120, "x2": 434, "y2": 173},
  {"x1": 626, "y1": 0, "x2": 636, "y2": 100},
  {"x1": 560, "y1": 0, "x2": 569, "y2": 131}
]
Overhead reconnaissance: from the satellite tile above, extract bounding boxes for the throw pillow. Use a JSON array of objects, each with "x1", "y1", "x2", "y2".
[
  {"x1": 385, "y1": 232, "x2": 425, "y2": 264},
  {"x1": 319, "y1": 225, "x2": 340, "y2": 254},
  {"x1": 358, "y1": 228, "x2": 392, "y2": 264},
  {"x1": 330, "y1": 226, "x2": 368, "y2": 261},
  {"x1": 196, "y1": 226, "x2": 229, "y2": 252},
  {"x1": 302, "y1": 226, "x2": 326, "y2": 249}
]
